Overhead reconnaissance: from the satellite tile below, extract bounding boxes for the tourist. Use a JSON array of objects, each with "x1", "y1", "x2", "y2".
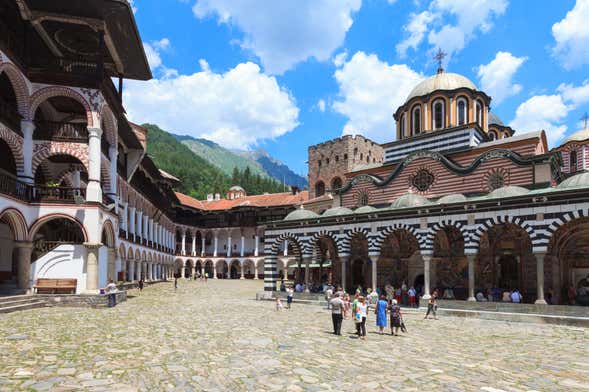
[
  {"x1": 502, "y1": 290, "x2": 511, "y2": 302},
  {"x1": 330, "y1": 292, "x2": 345, "y2": 335},
  {"x1": 408, "y1": 286, "x2": 416, "y2": 307},
  {"x1": 568, "y1": 285, "x2": 576, "y2": 305},
  {"x1": 138, "y1": 278, "x2": 144, "y2": 292},
  {"x1": 286, "y1": 286, "x2": 294, "y2": 309},
  {"x1": 475, "y1": 291, "x2": 487, "y2": 302},
  {"x1": 275, "y1": 296, "x2": 284, "y2": 311},
  {"x1": 355, "y1": 296, "x2": 368, "y2": 339},
  {"x1": 424, "y1": 289, "x2": 438, "y2": 320},
  {"x1": 280, "y1": 278, "x2": 286, "y2": 292},
  {"x1": 174, "y1": 277, "x2": 178, "y2": 290},
  {"x1": 401, "y1": 281, "x2": 408, "y2": 305},
  {"x1": 395, "y1": 286, "x2": 402, "y2": 305},
  {"x1": 105, "y1": 279, "x2": 118, "y2": 308},
  {"x1": 375, "y1": 294, "x2": 388, "y2": 334},
  {"x1": 343, "y1": 293, "x2": 351, "y2": 319},
  {"x1": 204, "y1": 272, "x2": 208, "y2": 283},
  {"x1": 389, "y1": 299, "x2": 402, "y2": 336},
  {"x1": 511, "y1": 289, "x2": 522, "y2": 303},
  {"x1": 546, "y1": 288, "x2": 554, "y2": 305},
  {"x1": 325, "y1": 285, "x2": 333, "y2": 309},
  {"x1": 486, "y1": 288, "x2": 493, "y2": 302}
]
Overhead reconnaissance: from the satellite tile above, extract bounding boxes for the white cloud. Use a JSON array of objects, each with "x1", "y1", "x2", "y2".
[
  {"x1": 332, "y1": 51, "x2": 423, "y2": 143},
  {"x1": 509, "y1": 95, "x2": 570, "y2": 144},
  {"x1": 143, "y1": 42, "x2": 163, "y2": 70},
  {"x1": 477, "y1": 51, "x2": 526, "y2": 104},
  {"x1": 192, "y1": 0, "x2": 361, "y2": 74},
  {"x1": 317, "y1": 99, "x2": 326, "y2": 112},
  {"x1": 153, "y1": 38, "x2": 171, "y2": 51},
  {"x1": 129, "y1": 0, "x2": 137, "y2": 13},
  {"x1": 557, "y1": 80, "x2": 589, "y2": 107},
  {"x1": 124, "y1": 61, "x2": 299, "y2": 149},
  {"x1": 397, "y1": 0, "x2": 508, "y2": 60},
  {"x1": 552, "y1": 0, "x2": 589, "y2": 69},
  {"x1": 332, "y1": 51, "x2": 348, "y2": 67}
]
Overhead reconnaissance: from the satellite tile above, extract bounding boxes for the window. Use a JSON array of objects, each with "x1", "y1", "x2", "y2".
[
  {"x1": 412, "y1": 105, "x2": 421, "y2": 135},
  {"x1": 326, "y1": 158, "x2": 330, "y2": 164},
  {"x1": 411, "y1": 169, "x2": 435, "y2": 192},
  {"x1": 354, "y1": 147, "x2": 358, "y2": 156},
  {"x1": 475, "y1": 100, "x2": 483, "y2": 127},
  {"x1": 360, "y1": 153, "x2": 363, "y2": 160},
  {"x1": 331, "y1": 177, "x2": 342, "y2": 190},
  {"x1": 503, "y1": 132, "x2": 510, "y2": 139},
  {"x1": 570, "y1": 150, "x2": 578, "y2": 173},
  {"x1": 315, "y1": 181, "x2": 325, "y2": 197},
  {"x1": 400, "y1": 113, "x2": 406, "y2": 138},
  {"x1": 489, "y1": 131, "x2": 497, "y2": 141},
  {"x1": 318, "y1": 160, "x2": 322, "y2": 167},
  {"x1": 358, "y1": 191, "x2": 369, "y2": 207},
  {"x1": 433, "y1": 99, "x2": 445, "y2": 130},
  {"x1": 457, "y1": 97, "x2": 468, "y2": 125},
  {"x1": 335, "y1": 155, "x2": 339, "y2": 162},
  {"x1": 344, "y1": 154, "x2": 348, "y2": 160}
]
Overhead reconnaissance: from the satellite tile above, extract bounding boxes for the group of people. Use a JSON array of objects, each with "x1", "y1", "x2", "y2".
[{"x1": 475, "y1": 288, "x2": 524, "y2": 303}]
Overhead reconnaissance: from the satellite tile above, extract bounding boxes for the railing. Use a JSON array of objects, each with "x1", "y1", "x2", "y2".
[
  {"x1": 0, "y1": 173, "x2": 85, "y2": 203},
  {"x1": 0, "y1": 98, "x2": 21, "y2": 134},
  {"x1": 0, "y1": 173, "x2": 33, "y2": 201},
  {"x1": 33, "y1": 120, "x2": 88, "y2": 142}
]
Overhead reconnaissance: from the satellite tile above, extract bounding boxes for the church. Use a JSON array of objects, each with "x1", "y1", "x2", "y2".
[{"x1": 262, "y1": 60, "x2": 589, "y2": 305}]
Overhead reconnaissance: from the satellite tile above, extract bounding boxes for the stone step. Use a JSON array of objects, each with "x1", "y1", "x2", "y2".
[
  {"x1": 0, "y1": 297, "x2": 44, "y2": 309},
  {"x1": 0, "y1": 300, "x2": 47, "y2": 314}
]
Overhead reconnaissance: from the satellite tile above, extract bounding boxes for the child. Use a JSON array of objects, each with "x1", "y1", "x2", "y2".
[{"x1": 275, "y1": 297, "x2": 284, "y2": 311}]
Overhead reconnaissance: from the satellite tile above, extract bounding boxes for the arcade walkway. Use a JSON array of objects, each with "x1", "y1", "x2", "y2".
[{"x1": 0, "y1": 280, "x2": 587, "y2": 391}]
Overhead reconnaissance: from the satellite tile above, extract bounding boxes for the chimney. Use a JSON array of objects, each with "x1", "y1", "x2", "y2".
[{"x1": 207, "y1": 194, "x2": 213, "y2": 202}]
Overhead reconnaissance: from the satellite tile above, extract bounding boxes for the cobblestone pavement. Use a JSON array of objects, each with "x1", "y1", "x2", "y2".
[{"x1": 0, "y1": 280, "x2": 588, "y2": 391}]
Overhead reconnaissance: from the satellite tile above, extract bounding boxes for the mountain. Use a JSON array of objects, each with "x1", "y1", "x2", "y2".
[
  {"x1": 143, "y1": 124, "x2": 287, "y2": 199},
  {"x1": 175, "y1": 134, "x2": 308, "y2": 189}
]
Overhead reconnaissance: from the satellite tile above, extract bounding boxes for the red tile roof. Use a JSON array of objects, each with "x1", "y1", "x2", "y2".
[{"x1": 175, "y1": 191, "x2": 309, "y2": 211}]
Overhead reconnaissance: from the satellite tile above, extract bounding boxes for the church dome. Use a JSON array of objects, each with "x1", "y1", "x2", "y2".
[
  {"x1": 487, "y1": 185, "x2": 529, "y2": 199},
  {"x1": 564, "y1": 128, "x2": 589, "y2": 144},
  {"x1": 390, "y1": 193, "x2": 432, "y2": 209},
  {"x1": 437, "y1": 193, "x2": 467, "y2": 204},
  {"x1": 284, "y1": 208, "x2": 319, "y2": 221},
  {"x1": 406, "y1": 72, "x2": 477, "y2": 102},
  {"x1": 557, "y1": 171, "x2": 589, "y2": 189},
  {"x1": 354, "y1": 205, "x2": 377, "y2": 214},
  {"x1": 322, "y1": 206, "x2": 354, "y2": 217},
  {"x1": 489, "y1": 112, "x2": 504, "y2": 126}
]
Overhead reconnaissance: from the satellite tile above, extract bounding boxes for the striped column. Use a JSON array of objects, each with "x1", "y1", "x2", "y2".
[{"x1": 264, "y1": 256, "x2": 278, "y2": 292}]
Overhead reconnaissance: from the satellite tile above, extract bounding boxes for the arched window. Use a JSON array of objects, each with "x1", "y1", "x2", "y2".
[
  {"x1": 457, "y1": 97, "x2": 468, "y2": 125},
  {"x1": 411, "y1": 105, "x2": 421, "y2": 135},
  {"x1": 399, "y1": 113, "x2": 406, "y2": 139},
  {"x1": 570, "y1": 150, "x2": 578, "y2": 173},
  {"x1": 475, "y1": 100, "x2": 483, "y2": 127},
  {"x1": 432, "y1": 99, "x2": 445, "y2": 130},
  {"x1": 315, "y1": 181, "x2": 325, "y2": 197},
  {"x1": 331, "y1": 177, "x2": 342, "y2": 190},
  {"x1": 358, "y1": 191, "x2": 369, "y2": 207},
  {"x1": 489, "y1": 131, "x2": 497, "y2": 141}
]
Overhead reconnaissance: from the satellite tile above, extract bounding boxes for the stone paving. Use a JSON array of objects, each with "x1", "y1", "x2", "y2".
[{"x1": 0, "y1": 280, "x2": 588, "y2": 391}]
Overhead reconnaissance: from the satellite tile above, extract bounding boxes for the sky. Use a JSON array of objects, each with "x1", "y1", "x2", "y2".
[{"x1": 124, "y1": 0, "x2": 589, "y2": 176}]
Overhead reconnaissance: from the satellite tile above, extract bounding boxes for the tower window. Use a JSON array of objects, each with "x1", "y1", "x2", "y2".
[
  {"x1": 475, "y1": 100, "x2": 484, "y2": 127},
  {"x1": 457, "y1": 97, "x2": 468, "y2": 125},
  {"x1": 412, "y1": 105, "x2": 421, "y2": 135},
  {"x1": 400, "y1": 113, "x2": 406, "y2": 139},
  {"x1": 315, "y1": 181, "x2": 325, "y2": 197},
  {"x1": 433, "y1": 99, "x2": 445, "y2": 130},
  {"x1": 489, "y1": 131, "x2": 497, "y2": 141},
  {"x1": 570, "y1": 150, "x2": 578, "y2": 173}
]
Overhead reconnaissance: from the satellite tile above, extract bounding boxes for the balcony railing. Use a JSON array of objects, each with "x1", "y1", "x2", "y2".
[
  {"x1": 33, "y1": 120, "x2": 88, "y2": 142},
  {"x1": 0, "y1": 173, "x2": 85, "y2": 203},
  {"x1": 0, "y1": 98, "x2": 21, "y2": 134}
]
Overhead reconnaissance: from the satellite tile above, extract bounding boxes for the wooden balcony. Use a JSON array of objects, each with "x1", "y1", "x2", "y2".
[{"x1": 33, "y1": 120, "x2": 88, "y2": 142}]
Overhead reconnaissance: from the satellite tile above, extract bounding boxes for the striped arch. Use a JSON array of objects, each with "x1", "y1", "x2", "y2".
[
  {"x1": 0, "y1": 124, "x2": 24, "y2": 176},
  {"x1": 0, "y1": 207, "x2": 28, "y2": 241},
  {"x1": 340, "y1": 227, "x2": 371, "y2": 256},
  {"x1": 372, "y1": 223, "x2": 421, "y2": 255},
  {"x1": 28, "y1": 213, "x2": 88, "y2": 242},
  {"x1": 100, "y1": 154, "x2": 111, "y2": 193},
  {"x1": 0, "y1": 61, "x2": 30, "y2": 116},
  {"x1": 118, "y1": 243, "x2": 126, "y2": 259},
  {"x1": 32, "y1": 143, "x2": 89, "y2": 178},
  {"x1": 266, "y1": 233, "x2": 304, "y2": 257},
  {"x1": 306, "y1": 229, "x2": 341, "y2": 258},
  {"x1": 101, "y1": 219, "x2": 116, "y2": 248},
  {"x1": 424, "y1": 220, "x2": 469, "y2": 254},
  {"x1": 545, "y1": 208, "x2": 588, "y2": 252},
  {"x1": 28, "y1": 86, "x2": 93, "y2": 125},
  {"x1": 134, "y1": 249, "x2": 140, "y2": 261},
  {"x1": 99, "y1": 104, "x2": 117, "y2": 148},
  {"x1": 470, "y1": 215, "x2": 538, "y2": 251}
]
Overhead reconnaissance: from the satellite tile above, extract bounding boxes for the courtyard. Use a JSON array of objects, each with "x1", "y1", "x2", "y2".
[{"x1": 0, "y1": 281, "x2": 587, "y2": 391}]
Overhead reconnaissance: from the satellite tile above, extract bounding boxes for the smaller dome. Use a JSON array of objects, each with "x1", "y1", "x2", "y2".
[
  {"x1": 322, "y1": 206, "x2": 354, "y2": 217},
  {"x1": 488, "y1": 185, "x2": 529, "y2": 199},
  {"x1": 437, "y1": 193, "x2": 467, "y2": 204},
  {"x1": 284, "y1": 208, "x2": 319, "y2": 221},
  {"x1": 489, "y1": 112, "x2": 504, "y2": 126},
  {"x1": 390, "y1": 193, "x2": 432, "y2": 209},
  {"x1": 557, "y1": 171, "x2": 589, "y2": 189},
  {"x1": 354, "y1": 205, "x2": 377, "y2": 214},
  {"x1": 564, "y1": 128, "x2": 589, "y2": 144},
  {"x1": 229, "y1": 185, "x2": 245, "y2": 192}
]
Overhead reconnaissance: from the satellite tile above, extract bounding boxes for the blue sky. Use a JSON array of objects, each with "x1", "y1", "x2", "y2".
[{"x1": 124, "y1": 0, "x2": 589, "y2": 176}]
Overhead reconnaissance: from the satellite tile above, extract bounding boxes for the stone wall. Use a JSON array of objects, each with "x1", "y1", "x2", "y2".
[
  {"x1": 39, "y1": 291, "x2": 128, "y2": 308},
  {"x1": 308, "y1": 135, "x2": 384, "y2": 199}
]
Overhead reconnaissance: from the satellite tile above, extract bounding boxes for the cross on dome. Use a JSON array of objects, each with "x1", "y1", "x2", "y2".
[
  {"x1": 434, "y1": 48, "x2": 447, "y2": 74},
  {"x1": 581, "y1": 112, "x2": 589, "y2": 130}
]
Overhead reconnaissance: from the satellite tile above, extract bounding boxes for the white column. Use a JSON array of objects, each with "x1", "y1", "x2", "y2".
[
  {"x1": 449, "y1": 96, "x2": 454, "y2": 126},
  {"x1": 254, "y1": 235, "x2": 259, "y2": 257},
  {"x1": 424, "y1": 105, "x2": 429, "y2": 131},
  {"x1": 283, "y1": 241, "x2": 288, "y2": 256},
  {"x1": 227, "y1": 234, "x2": 232, "y2": 258},
  {"x1": 191, "y1": 232, "x2": 196, "y2": 256},
  {"x1": 108, "y1": 146, "x2": 117, "y2": 197},
  {"x1": 20, "y1": 120, "x2": 35, "y2": 184},
  {"x1": 304, "y1": 256, "x2": 311, "y2": 292},
  {"x1": 122, "y1": 202, "x2": 128, "y2": 234},
  {"x1": 201, "y1": 235, "x2": 206, "y2": 257},
  {"x1": 467, "y1": 254, "x2": 476, "y2": 301},
  {"x1": 129, "y1": 207, "x2": 136, "y2": 239},
  {"x1": 213, "y1": 232, "x2": 219, "y2": 257},
  {"x1": 341, "y1": 256, "x2": 349, "y2": 292},
  {"x1": 240, "y1": 235, "x2": 245, "y2": 257},
  {"x1": 129, "y1": 260, "x2": 135, "y2": 281},
  {"x1": 137, "y1": 211, "x2": 143, "y2": 243},
  {"x1": 240, "y1": 262, "x2": 245, "y2": 280},
  {"x1": 86, "y1": 127, "x2": 103, "y2": 202},
  {"x1": 136, "y1": 261, "x2": 141, "y2": 281},
  {"x1": 181, "y1": 229, "x2": 186, "y2": 256},
  {"x1": 72, "y1": 171, "x2": 81, "y2": 188},
  {"x1": 422, "y1": 255, "x2": 431, "y2": 300},
  {"x1": 143, "y1": 215, "x2": 149, "y2": 243},
  {"x1": 535, "y1": 252, "x2": 547, "y2": 304},
  {"x1": 370, "y1": 255, "x2": 378, "y2": 292}
]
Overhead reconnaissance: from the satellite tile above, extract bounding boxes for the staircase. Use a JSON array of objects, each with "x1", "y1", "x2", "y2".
[{"x1": 0, "y1": 295, "x2": 47, "y2": 314}]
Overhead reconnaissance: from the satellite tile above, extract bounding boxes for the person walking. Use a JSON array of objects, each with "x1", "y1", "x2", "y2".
[
  {"x1": 424, "y1": 289, "x2": 438, "y2": 320},
  {"x1": 343, "y1": 293, "x2": 351, "y2": 319},
  {"x1": 330, "y1": 292, "x2": 345, "y2": 335},
  {"x1": 204, "y1": 271, "x2": 208, "y2": 283},
  {"x1": 138, "y1": 278, "x2": 144, "y2": 292},
  {"x1": 389, "y1": 299, "x2": 402, "y2": 335},
  {"x1": 355, "y1": 296, "x2": 368, "y2": 339},
  {"x1": 325, "y1": 285, "x2": 333, "y2": 310},
  {"x1": 375, "y1": 294, "x2": 388, "y2": 334},
  {"x1": 105, "y1": 279, "x2": 118, "y2": 308},
  {"x1": 511, "y1": 289, "x2": 522, "y2": 303},
  {"x1": 286, "y1": 286, "x2": 294, "y2": 309},
  {"x1": 174, "y1": 277, "x2": 178, "y2": 290},
  {"x1": 408, "y1": 286, "x2": 416, "y2": 308}
]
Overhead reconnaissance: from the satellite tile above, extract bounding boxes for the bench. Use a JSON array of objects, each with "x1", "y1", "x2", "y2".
[{"x1": 34, "y1": 278, "x2": 77, "y2": 294}]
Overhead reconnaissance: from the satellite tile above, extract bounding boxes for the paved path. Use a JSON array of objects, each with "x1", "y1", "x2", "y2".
[{"x1": 0, "y1": 280, "x2": 587, "y2": 391}]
